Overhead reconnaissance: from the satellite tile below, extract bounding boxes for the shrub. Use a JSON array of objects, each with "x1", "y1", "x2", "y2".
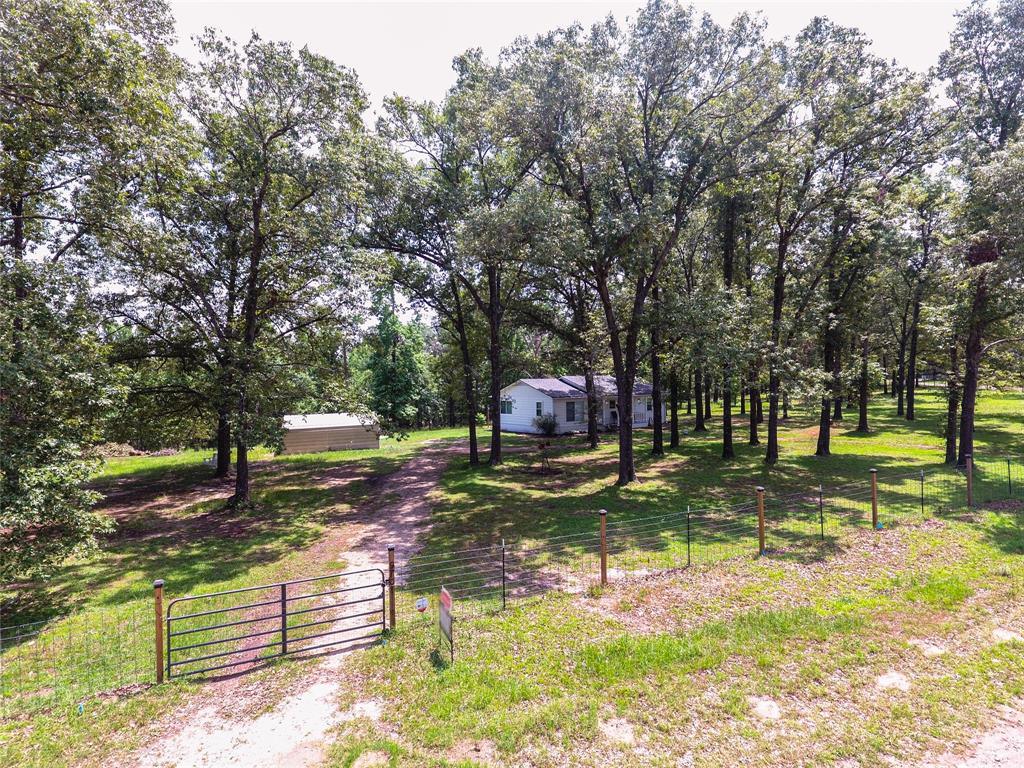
[{"x1": 533, "y1": 413, "x2": 558, "y2": 436}]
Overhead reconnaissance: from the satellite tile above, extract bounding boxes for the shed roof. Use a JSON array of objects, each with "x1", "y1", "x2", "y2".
[{"x1": 283, "y1": 412, "x2": 377, "y2": 431}]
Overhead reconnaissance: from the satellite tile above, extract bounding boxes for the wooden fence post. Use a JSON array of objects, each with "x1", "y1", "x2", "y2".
[
  {"x1": 966, "y1": 454, "x2": 974, "y2": 508},
  {"x1": 153, "y1": 579, "x2": 165, "y2": 684},
  {"x1": 387, "y1": 546, "x2": 396, "y2": 630},
  {"x1": 599, "y1": 510, "x2": 608, "y2": 586},
  {"x1": 756, "y1": 487, "x2": 766, "y2": 556},
  {"x1": 870, "y1": 469, "x2": 879, "y2": 529}
]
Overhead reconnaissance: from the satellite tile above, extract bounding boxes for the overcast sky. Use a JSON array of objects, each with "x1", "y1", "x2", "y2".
[{"x1": 171, "y1": 0, "x2": 967, "y2": 117}]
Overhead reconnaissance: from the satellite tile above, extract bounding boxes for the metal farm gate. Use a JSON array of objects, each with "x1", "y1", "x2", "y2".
[{"x1": 163, "y1": 568, "x2": 386, "y2": 679}]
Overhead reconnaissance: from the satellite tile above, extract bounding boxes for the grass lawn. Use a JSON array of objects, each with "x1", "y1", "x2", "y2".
[
  {"x1": 2, "y1": 391, "x2": 1023, "y2": 767},
  {"x1": 325, "y1": 388, "x2": 1024, "y2": 766},
  {"x1": 332, "y1": 506, "x2": 1024, "y2": 767},
  {"x1": 0, "y1": 427, "x2": 468, "y2": 766},
  {"x1": 9, "y1": 427, "x2": 471, "y2": 622},
  {"x1": 403, "y1": 390, "x2": 1022, "y2": 566}
]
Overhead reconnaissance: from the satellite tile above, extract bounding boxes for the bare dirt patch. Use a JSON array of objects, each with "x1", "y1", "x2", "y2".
[
  {"x1": 598, "y1": 717, "x2": 636, "y2": 745},
  {"x1": 351, "y1": 751, "x2": 390, "y2": 768},
  {"x1": 446, "y1": 739, "x2": 498, "y2": 765},
  {"x1": 916, "y1": 704, "x2": 1024, "y2": 767}
]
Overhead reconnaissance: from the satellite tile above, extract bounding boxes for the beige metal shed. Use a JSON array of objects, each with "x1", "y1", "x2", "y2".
[{"x1": 281, "y1": 413, "x2": 380, "y2": 454}]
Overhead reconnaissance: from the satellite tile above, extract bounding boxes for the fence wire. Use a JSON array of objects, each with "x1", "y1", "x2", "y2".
[
  {"x1": 0, "y1": 605, "x2": 149, "y2": 717},
  {"x1": 394, "y1": 456, "x2": 1021, "y2": 623},
  {"x1": 3, "y1": 455, "x2": 1021, "y2": 716}
]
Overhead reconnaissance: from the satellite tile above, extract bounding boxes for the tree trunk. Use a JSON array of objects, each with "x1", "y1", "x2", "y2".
[
  {"x1": 614, "y1": 369, "x2": 638, "y2": 484},
  {"x1": 686, "y1": 370, "x2": 692, "y2": 415},
  {"x1": 945, "y1": 344, "x2": 959, "y2": 465},
  {"x1": 593, "y1": 263, "x2": 643, "y2": 485},
  {"x1": 669, "y1": 368, "x2": 680, "y2": 448},
  {"x1": 232, "y1": 199, "x2": 265, "y2": 506},
  {"x1": 4, "y1": 198, "x2": 26, "y2": 495},
  {"x1": 749, "y1": 385, "x2": 760, "y2": 445},
  {"x1": 215, "y1": 412, "x2": 231, "y2": 478},
  {"x1": 957, "y1": 321, "x2": 983, "y2": 467},
  {"x1": 722, "y1": 367, "x2": 734, "y2": 459},
  {"x1": 486, "y1": 266, "x2": 503, "y2": 466},
  {"x1": 815, "y1": 331, "x2": 835, "y2": 456},
  {"x1": 766, "y1": 372, "x2": 780, "y2": 465},
  {"x1": 740, "y1": 380, "x2": 746, "y2": 415},
  {"x1": 831, "y1": 345, "x2": 843, "y2": 421},
  {"x1": 896, "y1": 326, "x2": 907, "y2": 416},
  {"x1": 651, "y1": 285, "x2": 663, "y2": 456},
  {"x1": 857, "y1": 336, "x2": 869, "y2": 433},
  {"x1": 693, "y1": 364, "x2": 706, "y2": 432},
  {"x1": 906, "y1": 312, "x2": 920, "y2": 421},
  {"x1": 816, "y1": 397, "x2": 831, "y2": 456},
  {"x1": 703, "y1": 373, "x2": 712, "y2": 420},
  {"x1": 721, "y1": 194, "x2": 736, "y2": 461},
  {"x1": 452, "y1": 283, "x2": 479, "y2": 466},
  {"x1": 764, "y1": 229, "x2": 790, "y2": 465},
  {"x1": 233, "y1": 429, "x2": 249, "y2": 504},
  {"x1": 585, "y1": 365, "x2": 599, "y2": 450}
]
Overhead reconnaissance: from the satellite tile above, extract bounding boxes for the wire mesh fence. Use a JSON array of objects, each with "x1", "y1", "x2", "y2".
[
  {"x1": 394, "y1": 455, "x2": 1023, "y2": 623},
  {"x1": 2, "y1": 454, "x2": 1021, "y2": 716},
  {"x1": 0, "y1": 604, "x2": 150, "y2": 718}
]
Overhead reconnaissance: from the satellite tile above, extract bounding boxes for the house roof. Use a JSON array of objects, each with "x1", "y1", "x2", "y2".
[
  {"x1": 559, "y1": 375, "x2": 655, "y2": 397},
  {"x1": 283, "y1": 412, "x2": 377, "y2": 431},
  {"x1": 507, "y1": 375, "x2": 658, "y2": 399},
  {"x1": 513, "y1": 378, "x2": 587, "y2": 399}
]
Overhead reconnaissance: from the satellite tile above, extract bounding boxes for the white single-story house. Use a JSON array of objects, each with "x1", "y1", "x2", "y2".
[
  {"x1": 498, "y1": 375, "x2": 667, "y2": 435},
  {"x1": 281, "y1": 412, "x2": 380, "y2": 454}
]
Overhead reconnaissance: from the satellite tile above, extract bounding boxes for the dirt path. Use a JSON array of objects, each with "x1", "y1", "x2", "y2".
[{"x1": 111, "y1": 441, "x2": 462, "y2": 768}]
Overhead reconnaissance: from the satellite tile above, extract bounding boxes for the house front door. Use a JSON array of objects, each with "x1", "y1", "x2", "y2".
[{"x1": 608, "y1": 400, "x2": 618, "y2": 427}]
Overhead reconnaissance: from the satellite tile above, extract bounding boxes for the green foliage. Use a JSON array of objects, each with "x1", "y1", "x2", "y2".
[
  {"x1": 0, "y1": 267, "x2": 116, "y2": 581},
  {"x1": 532, "y1": 413, "x2": 558, "y2": 436},
  {"x1": 364, "y1": 303, "x2": 439, "y2": 434},
  {"x1": 107, "y1": 28, "x2": 369, "y2": 501},
  {"x1": 0, "y1": 0, "x2": 175, "y2": 580}
]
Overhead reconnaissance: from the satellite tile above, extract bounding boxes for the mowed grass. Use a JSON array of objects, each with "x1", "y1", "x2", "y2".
[
  {"x1": 3, "y1": 391, "x2": 1023, "y2": 767},
  {"x1": 417, "y1": 389, "x2": 1024, "y2": 555},
  {"x1": 0, "y1": 427, "x2": 468, "y2": 766},
  {"x1": 332, "y1": 508, "x2": 1024, "y2": 767},
  {"x1": 8, "y1": 427, "x2": 471, "y2": 623}
]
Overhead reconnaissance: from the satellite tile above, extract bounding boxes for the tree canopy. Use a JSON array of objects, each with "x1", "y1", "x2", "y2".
[{"x1": 3, "y1": 0, "x2": 1024, "y2": 580}]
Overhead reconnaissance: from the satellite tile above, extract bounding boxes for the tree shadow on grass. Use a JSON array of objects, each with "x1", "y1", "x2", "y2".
[
  {"x1": 979, "y1": 505, "x2": 1024, "y2": 556},
  {"x1": 3, "y1": 453, "x2": 415, "y2": 627}
]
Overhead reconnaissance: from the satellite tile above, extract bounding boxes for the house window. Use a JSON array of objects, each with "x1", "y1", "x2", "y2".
[
  {"x1": 500, "y1": 399, "x2": 513, "y2": 415},
  {"x1": 536, "y1": 402, "x2": 543, "y2": 417},
  {"x1": 566, "y1": 401, "x2": 577, "y2": 422},
  {"x1": 646, "y1": 398, "x2": 653, "y2": 412}
]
